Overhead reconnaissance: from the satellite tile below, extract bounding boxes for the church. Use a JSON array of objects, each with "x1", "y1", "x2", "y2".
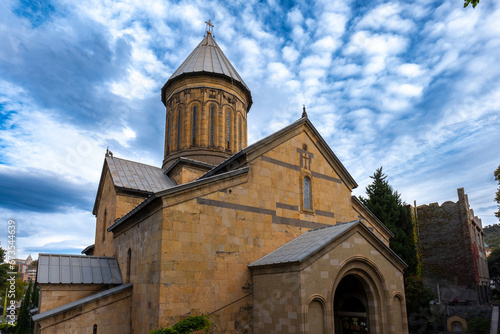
[{"x1": 33, "y1": 26, "x2": 409, "y2": 334}]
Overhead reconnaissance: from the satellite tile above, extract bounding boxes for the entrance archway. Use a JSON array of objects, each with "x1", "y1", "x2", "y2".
[{"x1": 334, "y1": 275, "x2": 369, "y2": 334}]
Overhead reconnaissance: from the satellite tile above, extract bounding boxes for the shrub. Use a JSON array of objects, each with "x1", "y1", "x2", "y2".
[
  {"x1": 150, "y1": 315, "x2": 212, "y2": 334},
  {"x1": 467, "y1": 316, "x2": 490, "y2": 334}
]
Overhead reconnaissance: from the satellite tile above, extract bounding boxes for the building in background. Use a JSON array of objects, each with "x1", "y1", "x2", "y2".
[
  {"x1": 14, "y1": 254, "x2": 37, "y2": 282},
  {"x1": 417, "y1": 187, "x2": 489, "y2": 305}
]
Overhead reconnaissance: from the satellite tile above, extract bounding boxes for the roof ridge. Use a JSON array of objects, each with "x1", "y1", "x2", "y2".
[
  {"x1": 200, "y1": 117, "x2": 307, "y2": 179},
  {"x1": 106, "y1": 156, "x2": 161, "y2": 169}
]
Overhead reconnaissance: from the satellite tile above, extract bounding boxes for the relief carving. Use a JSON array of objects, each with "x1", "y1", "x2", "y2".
[{"x1": 209, "y1": 89, "x2": 217, "y2": 99}]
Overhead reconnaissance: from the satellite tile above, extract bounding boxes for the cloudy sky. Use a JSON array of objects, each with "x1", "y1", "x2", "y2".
[{"x1": 1, "y1": 0, "x2": 499, "y2": 259}]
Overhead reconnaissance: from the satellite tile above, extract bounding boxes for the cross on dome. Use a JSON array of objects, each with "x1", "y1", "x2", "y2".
[{"x1": 205, "y1": 19, "x2": 214, "y2": 35}]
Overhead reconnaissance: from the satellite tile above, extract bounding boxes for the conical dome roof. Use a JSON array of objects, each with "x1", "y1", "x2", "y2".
[{"x1": 167, "y1": 33, "x2": 249, "y2": 91}]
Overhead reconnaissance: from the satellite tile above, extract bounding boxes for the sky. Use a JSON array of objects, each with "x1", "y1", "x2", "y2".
[{"x1": 0, "y1": 0, "x2": 499, "y2": 259}]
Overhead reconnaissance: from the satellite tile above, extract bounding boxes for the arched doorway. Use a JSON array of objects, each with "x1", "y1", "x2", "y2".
[{"x1": 334, "y1": 275, "x2": 369, "y2": 334}]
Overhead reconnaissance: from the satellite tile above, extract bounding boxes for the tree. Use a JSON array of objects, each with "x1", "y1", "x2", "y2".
[
  {"x1": 360, "y1": 167, "x2": 420, "y2": 276},
  {"x1": 495, "y1": 164, "x2": 500, "y2": 221},
  {"x1": 360, "y1": 167, "x2": 433, "y2": 320},
  {"x1": 15, "y1": 280, "x2": 33, "y2": 334},
  {"x1": 0, "y1": 247, "x2": 28, "y2": 302},
  {"x1": 488, "y1": 247, "x2": 500, "y2": 278},
  {"x1": 464, "y1": 0, "x2": 480, "y2": 8}
]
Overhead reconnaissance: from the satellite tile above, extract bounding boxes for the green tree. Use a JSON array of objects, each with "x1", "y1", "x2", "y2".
[
  {"x1": 360, "y1": 167, "x2": 419, "y2": 276},
  {"x1": 495, "y1": 164, "x2": 500, "y2": 221},
  {"x1": 0, "y1": 248, "x2": 28, "y2": 302},
  {"x1": 488, "y1": 247, "x2": 500, "y2": 278},
  {"x1": 150, "y1": 315, "x2": 212, "y2": 334},
  {"x1": 360, "y1": 167, "x2": 433, "y2": 319},
  {"x1": 15, "y1": 280, "x2": 33, "y2": 334},
  {"x1": 464, "y1": 0, "x2": 480, "y2": 8}
]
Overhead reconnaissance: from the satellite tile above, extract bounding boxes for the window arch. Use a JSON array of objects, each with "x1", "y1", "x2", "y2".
[
  {"x1": 177, "y1": 108, "x2": 182, "y2": 150},
  {"x1": 166, "y1": 114, "x2": 172, "y2": 155},
  {"x1": 307, "y1": 299, "x2": 325, "y2": 334},
  {"x1": 126, "y1": 248, "x2": 132, "y2": 283},
  {"x1": 210, "y1": 106, "x2": 215, "y2": 147},
  {"x1": 303, "y1": 176, "x2": 312, "y2": 211},
  {"x1": 102, "y1": 209, "x2": 107, "y2": 241},
  {"x1": 238, "y1": 115, "x2": 242, "y2": 150},
  {"x1": 93, "y1": 324, "x2": 98, "y2": 334},
  {"x1": 192, "y1": 106, "x2": 197, "y2": 146},
  {"x1": 226, "y1": 109, "x2": 232, "y2": 149}
]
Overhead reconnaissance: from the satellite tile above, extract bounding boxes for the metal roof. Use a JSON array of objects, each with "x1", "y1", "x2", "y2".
[
  {"x1": 37, "y1": 254, "x2": 122, "y2": 284},
  {"x1": 32, "y1": 283, "x2": 132, "y2": 322},
  {"x1": 249, "y1": 220, "x2": 360, "y2": 267},
  {"x1": 168, "y1": 33, "x2": 249, "y2": 91},
  {"x1": 107, "y1": 156, "x2": 176, "y2": 193},
  {"x1": 108, "y1": 166, "x2": 250, "y2": 232}
]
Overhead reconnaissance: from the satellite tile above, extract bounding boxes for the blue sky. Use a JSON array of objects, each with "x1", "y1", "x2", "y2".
[{"x1": 1, "y1": 0, "x2": 499, "y2": 259}]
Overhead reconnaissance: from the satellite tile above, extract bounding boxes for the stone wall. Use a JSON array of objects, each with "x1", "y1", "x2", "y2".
[
  {"x1": 38, "y1": 284, "x2": 109, "y2": 313},
  {"x1": 162, "y1": 75, "x2": 250, "y2": 169},
  {"x1": 112, "y1": 201, "x2": 164, "y2": 333},
  {"x1": 37, "y1": 286, "x2": 132, "y2": 334},
  {"x1": 251, "y1": 225, "x2": 407, "y2": 334},
  {"x1": 94, "y1": 167, "x2": 148, "y2": 257},
  {"x1": 417, "y1": 188, "x2": 489, "y2": 305},
  {"x1": 111, "y1": 124, "x2": 397, "y2": 333}
]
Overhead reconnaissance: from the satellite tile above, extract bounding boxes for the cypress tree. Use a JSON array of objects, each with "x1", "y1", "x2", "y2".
[
  {"x1": 360, "y1": 167, "x2": 432, "y2": 318},
  {"x1": 15, "y1": 280, "x2": 32, "y2": 334},
  {"x1": 360, "y1": 167, "x2": 419, "y2": 276}
]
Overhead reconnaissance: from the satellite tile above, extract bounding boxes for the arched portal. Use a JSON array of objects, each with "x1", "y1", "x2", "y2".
[{"x1": 334, "y1": 275, "x2": 370, "y2": 334}]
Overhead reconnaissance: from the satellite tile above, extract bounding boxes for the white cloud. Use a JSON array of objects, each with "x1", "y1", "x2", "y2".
[
  {"x1": 397, "y1": 63, "x2": 425, "y2": 77},
  {"x1": 268, "y1": 62, "x2": 293, "y2": 83},
  {"x1": 0, "y1": 81, "x2": 141, "y2": 183},
  {"x1": 346, "y1": 31, "x2": 408, "y2": 56},
  {"x1": 311, "y1": 36, "x2": 339, "y2": 53},
  {"x1": 357, "y1": 3, "x2": 415, "y2": 33},
  {"x1": 389, "y1": 83, "x2": 423, "y2": 98},
  {"x1": 282, "y1": 45, "x2": 300, "y2": 63},
  {"x1": 111, "y1": 68, "x2": 157, "y2": 99},
  {"x1": 287, "y1": 7, "x2": 304, "y2": 25}
]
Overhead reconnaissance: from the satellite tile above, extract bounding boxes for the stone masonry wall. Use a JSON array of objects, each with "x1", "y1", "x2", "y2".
[
  {"x1": 417, "y1": 188, "x2": 485, "y2": 304},
  {"x1": 37, "y1": 286, "x2": 132, "y2": 334}
]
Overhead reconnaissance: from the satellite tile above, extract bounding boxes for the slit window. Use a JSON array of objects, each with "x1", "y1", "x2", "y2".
[
  {"x1": 177, "y1": 108, "x2": 181, "y2": 150},
  {"x1": 210, "y1": 106, "x2": 214, "y2": 147},
  {"x1": 304, "y1": 177, "x2": 311, "y2": 210},
  {"x1": 226, "y1": 110, "x2": 231, "y2": 149},
  {"x1": 192, "y1": 106, "x2": 197, "y2": 145}
]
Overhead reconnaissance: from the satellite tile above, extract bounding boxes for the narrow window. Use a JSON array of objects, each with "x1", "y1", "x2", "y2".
[
  {"x1": 93, "y1": 324, "x2": 98, "y2": 334},
  {"x1": 210, "y1": 106, "x2": 214, "y2": 147},
  {"x1": 166, "y1": 115, "x2": 171, "y2": 154},
  {"x1": 226, "y1": 110, "x2": 231, "y2": 149},
  {"x1": 238, "y1": 116, "x2": 242, "y2": 150},
  {"x1": 177, "y1": 108, "x2": 181, "y2": 150},
  {"x1": 102, "y1": 209, "x2": 107, "y2": 241},
  {"x1": 192, "y1": 106, "x2": 197, "y2": 146},
  {"x1": 304, "y1": 177, "x2": 311, "y2": 210},
  {"x1": 127, "y1": 248, "x2": 132, "y2": 283}
]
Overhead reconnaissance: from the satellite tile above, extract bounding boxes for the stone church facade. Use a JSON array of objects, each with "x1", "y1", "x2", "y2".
[{"x1": 34, "y1": 30, "x2": 408, "y2": 334}]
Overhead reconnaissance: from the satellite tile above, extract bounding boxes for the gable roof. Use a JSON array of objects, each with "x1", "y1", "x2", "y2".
[
  {"x1": 37, "y1": 254, "x2": 122, "y2": 285},
  {"x1": 93, "y1": 156, "x2": 176, "y2": 215},
  {"x1": 249, "y1": 220, "x2": 359, "y2": 267},
  {"x1": 32, "y1": 283, "x2": 132, "y2": 322},
  {"x1": 107, "y1": 166, "x2": 250, "y2": 232},
  {"x1": 200, "y1": 116, "x2": 357, "y2": 189},
  {"x1": 249, "y1": 220, "x2": 406, "y2": 268},
  {"x1": 106, "y1": 156, "x2": 175, "y2": 192}
]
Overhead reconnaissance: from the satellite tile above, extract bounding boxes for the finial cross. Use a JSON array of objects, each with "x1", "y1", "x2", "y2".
[{"x1": 205, "y1": 20, "x2": 214, "y2": 34}]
